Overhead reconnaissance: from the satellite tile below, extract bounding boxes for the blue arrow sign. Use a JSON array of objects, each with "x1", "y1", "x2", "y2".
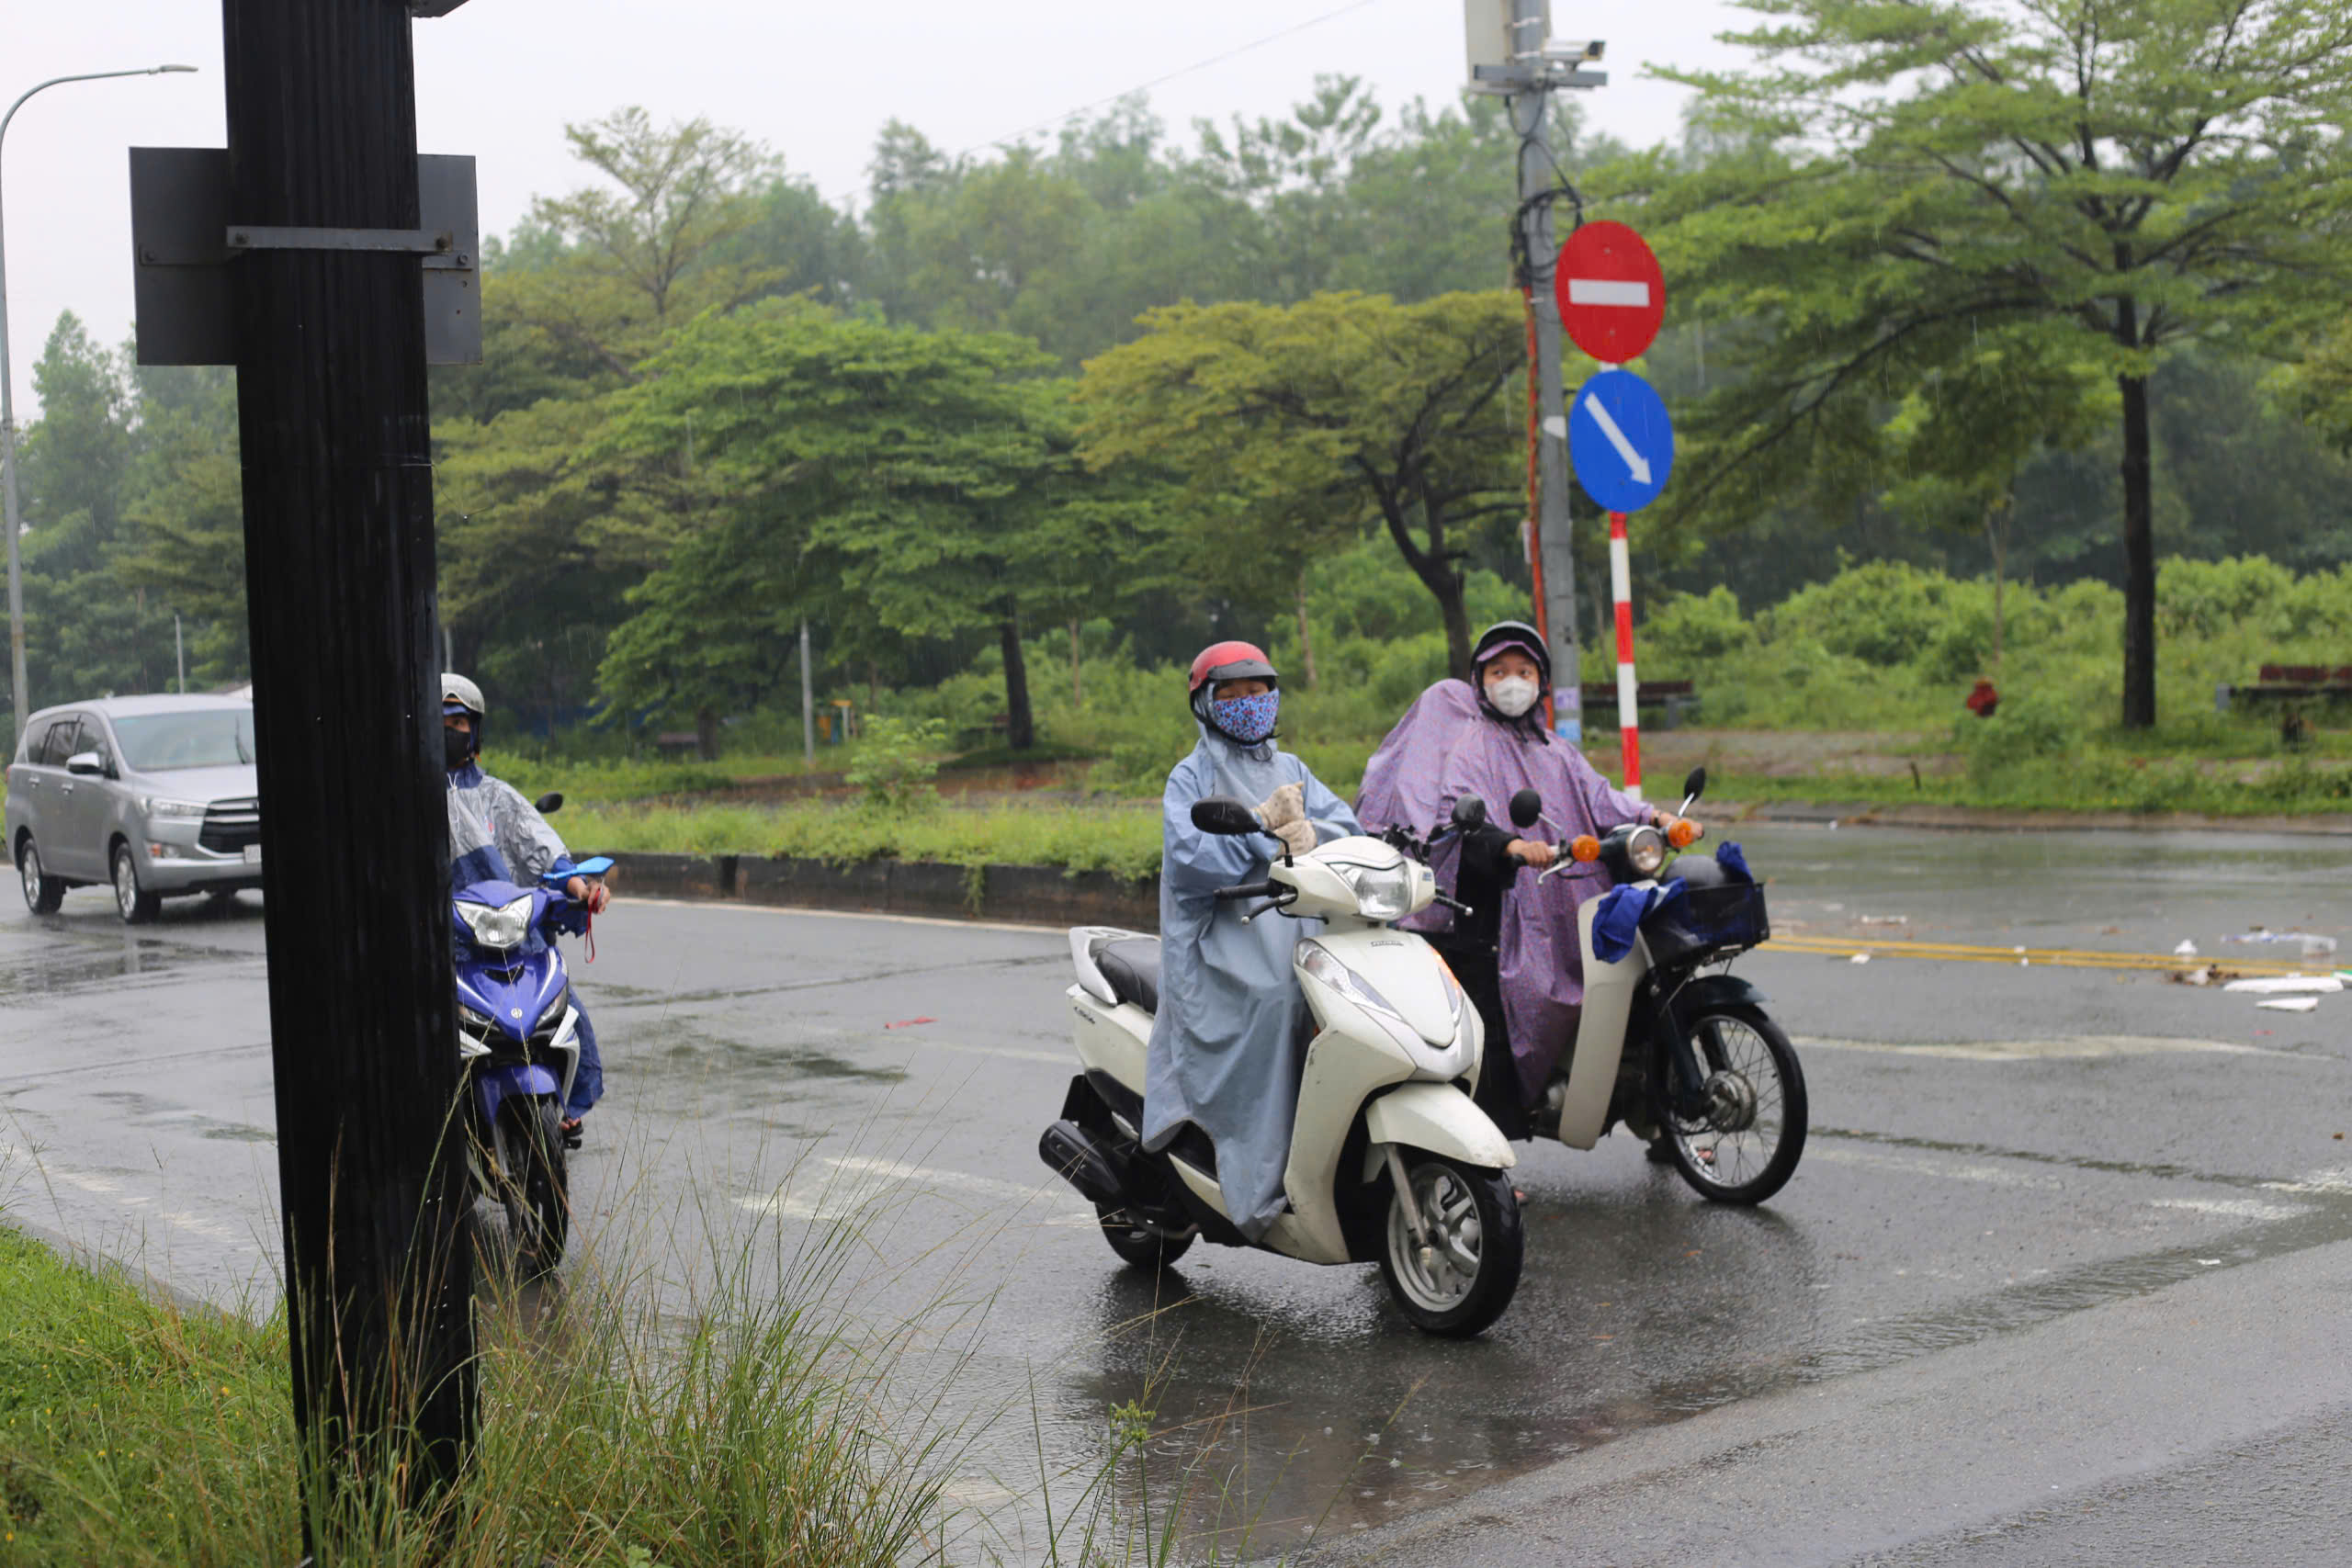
[{"x1": 1568, "y1": 367, "x2": 1674, "y2": 513}]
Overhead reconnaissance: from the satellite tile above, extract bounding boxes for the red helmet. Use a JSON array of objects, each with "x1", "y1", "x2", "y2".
[{"x1": 1187, "y1": 640, "x2": 1278, "y2": 694}]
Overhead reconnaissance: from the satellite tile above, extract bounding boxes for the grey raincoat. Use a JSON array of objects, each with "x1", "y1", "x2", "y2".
[{"x1": 1141, "y1": 727, "x2": 1359, "y2": 1241}]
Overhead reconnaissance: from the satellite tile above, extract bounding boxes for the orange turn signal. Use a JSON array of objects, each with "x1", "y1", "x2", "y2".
[
  {"x1": 1666, "y1": 817, "x2": 1701, "y2": 849},
  {"x1": 1569, "y1": 834, "x2": 1600, "y2": 863}
]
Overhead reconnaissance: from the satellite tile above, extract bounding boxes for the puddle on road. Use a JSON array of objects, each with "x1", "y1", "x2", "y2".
[
  {"x1": 1014, "y1": 1165, "x2": 2352, "y2": 1559},
  {"x1": 84, "y1": 1091, "x2": 276, "y2": 1145}
]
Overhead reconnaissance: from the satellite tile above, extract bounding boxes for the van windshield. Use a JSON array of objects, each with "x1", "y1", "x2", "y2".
[{"x1": 111, "y1": 709, "x2": 257, "y2": 772}]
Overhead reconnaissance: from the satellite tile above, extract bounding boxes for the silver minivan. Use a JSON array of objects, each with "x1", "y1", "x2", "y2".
[{"x1": 6, "y1": 694, "x2": 261, "y2": 923}]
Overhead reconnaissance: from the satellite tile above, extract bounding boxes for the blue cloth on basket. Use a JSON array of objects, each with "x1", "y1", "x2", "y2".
[
  {"x1": 1593, "y1": 880, "x2": 1687, "y2": 964},
  {"x1": 1716, "y1": 841, "x2": 1751, "y2": 883}
]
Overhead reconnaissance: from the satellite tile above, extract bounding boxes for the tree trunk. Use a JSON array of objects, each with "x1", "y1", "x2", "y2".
[
  {"x1": 2118, "y1": 370, "x2": 2156, "y2": 728},
  {"x1": 1984, "y1": 490, "x2": 2009, "y2": 671},
  {"x1": 1293, "y1": 570, "x2": 1318, "y2": 690},
  {"x1": 1069, "y1": 619, "x2": 1083, "y2": 707},
  {"x1": 1437, "y1": 573, "x2": 1473, "y2": 681},
  {"x1": 695, "y1": 705, "x2": 720, "y2": 761},
  {"x1": 999, "y1": 615, "x2": 1035, "y2": 750}
]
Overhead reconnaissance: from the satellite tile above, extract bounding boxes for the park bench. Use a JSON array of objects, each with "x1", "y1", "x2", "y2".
[
  {"x1": 2213, "y1": 664, "x2": 2352, "y2": 713},
  {"x1": 651, "y1": 731, "x2": 702, "y2": 759},
  {"x1": 1579, "y1": 678, "x2": 1701, "y2": 730}
]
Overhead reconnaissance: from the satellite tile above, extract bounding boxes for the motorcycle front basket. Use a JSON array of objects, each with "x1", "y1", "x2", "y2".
[{"x1": 1645, "y1": 881, "x2": 1770, "y2": 964}]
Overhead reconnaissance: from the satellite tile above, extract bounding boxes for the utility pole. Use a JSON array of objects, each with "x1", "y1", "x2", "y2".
[
  {"x1": 220, "y1": 0, "x2": 473, "y2": 1547},
  {"x1": 175, "y1": 613, "x2": 184, "y2": 693},
  {"x1": 1473, "y1": 0, "x2": 1604, "y2": 740},
  {"x1": 799, "y1": 617, "x2": 816, "y2": 763}
]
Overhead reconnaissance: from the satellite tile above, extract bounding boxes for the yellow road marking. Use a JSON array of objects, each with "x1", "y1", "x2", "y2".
[{"x1": 1762, "y1": 934, "x2": 2328, "y2": 976}]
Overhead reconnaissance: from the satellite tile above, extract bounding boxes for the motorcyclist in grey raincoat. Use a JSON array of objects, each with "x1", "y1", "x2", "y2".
[
  {"x1": 443, "y1": 674, "x2": 612, "y2": 1143},
  {"x1": 1141, "y1": 642, "x2": 1360, "y2": 1241}
]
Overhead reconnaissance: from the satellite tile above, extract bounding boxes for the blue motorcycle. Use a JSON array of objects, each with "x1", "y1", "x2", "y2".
[{"x1": 454, "y1": 849, "x2": 614, "y2": 1274}]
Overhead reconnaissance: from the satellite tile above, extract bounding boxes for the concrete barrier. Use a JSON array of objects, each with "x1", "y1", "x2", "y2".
[{"x1": 603, "y1": 852, "x2": 1158, "y2": 929}]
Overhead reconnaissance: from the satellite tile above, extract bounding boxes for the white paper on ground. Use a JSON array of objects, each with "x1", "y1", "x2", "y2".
[
  {"x1": 2257, "y1": 997, "x2": 2321, "y2": 1014},
  {"x1": 2223, "y1": 976, "x2": 2344, "y2": 996}
]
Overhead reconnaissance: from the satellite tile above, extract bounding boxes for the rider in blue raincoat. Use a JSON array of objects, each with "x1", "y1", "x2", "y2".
[
  {"x1": 442, "y1": 674, "x2": 612, "y2": 1143},
  {"x1": 1142, "y1": 642, "x2": 1360, "y2": 1242}
]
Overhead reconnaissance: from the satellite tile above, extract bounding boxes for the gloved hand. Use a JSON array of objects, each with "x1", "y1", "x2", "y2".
[
  {"x1": 1258, "y1": 782, "x2": 1306, "y2": 829},
  {"x1": 1270, "y1": 818, "x2": 1318, "y2": 859}
]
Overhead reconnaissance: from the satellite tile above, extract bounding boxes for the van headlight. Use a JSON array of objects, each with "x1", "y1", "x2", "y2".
[
  {"x1": 456, "y1": 894, "x2": 535, "y2": 951},
  {"x1": 1332, "y1": 861, "x2": 1415, "y2": 921},
  {"x1": 141, "y1": 797, "x2": 207, "y2": 819}
]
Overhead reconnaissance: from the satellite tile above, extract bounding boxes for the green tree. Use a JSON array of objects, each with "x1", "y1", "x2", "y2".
[
  {"x1": 598, "y1": 304, "x2": 1150, "y2": 750},
  {"x1": 1638, "y1": 0, "x2": 2352, "y2": 727},
  {"x1": 1878, "y1": 326, "x2": 2113, "y2": 665},
  {"x1": 1077, "y1": 290, "x2": 1533, "y2": 674}
]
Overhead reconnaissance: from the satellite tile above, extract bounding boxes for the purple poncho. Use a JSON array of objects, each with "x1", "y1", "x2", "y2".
[{"x1": 1355, "y1": 681, "x2": 1652, "y2": 1100}]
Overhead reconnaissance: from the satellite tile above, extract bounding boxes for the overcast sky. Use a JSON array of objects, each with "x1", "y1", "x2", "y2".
[{"x1": 4, "y1": 0, "x2": 1752, "y2": 416}]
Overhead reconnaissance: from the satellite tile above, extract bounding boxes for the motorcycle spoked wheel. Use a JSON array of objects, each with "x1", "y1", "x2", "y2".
[
  {"x1": 488, "y1": 1096, "x2": 570, "y2": 1276},
  {"x1": 1653, "y1": 1002, "x2": 1807, "y2": 1205},
  {"x1": 1095, "y1": 1203, "x2": 1195, "y2": 1271},
  {"x1": 1377, "y1": 1153, "x2": 1522, "y2": 1338}
]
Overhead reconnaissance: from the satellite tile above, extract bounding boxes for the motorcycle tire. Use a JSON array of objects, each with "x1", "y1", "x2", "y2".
[
  {"x1": 1653, "y1": 1001, "x2": 1807, "y2": 1206},
  {"x1": 496, "y1": 1096, "x2": 571, "y2": 1276},
  {"x1": 1377, "y1": 1153, "x2": 1521, "y2": 1338},
  {"x1": 1096, "y1": 1204, "x2": 1193, "y2": 1272}
]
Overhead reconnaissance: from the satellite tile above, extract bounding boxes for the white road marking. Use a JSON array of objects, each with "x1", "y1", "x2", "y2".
[
  {"x1": 1798, "y1": 1034, "x2": 2310, "y2": 1062},
  {"x1": 737, "y1": 1154, "x2": 1093, "y2": 1228},
  {"x1": 1815, "y1": 1145, "x2": 2312, "y2": 1222}
]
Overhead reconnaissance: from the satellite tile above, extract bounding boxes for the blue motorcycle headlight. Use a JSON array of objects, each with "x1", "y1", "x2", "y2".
[{"x1": 456, "y1": 894, "x2": 534, "y2": 952}]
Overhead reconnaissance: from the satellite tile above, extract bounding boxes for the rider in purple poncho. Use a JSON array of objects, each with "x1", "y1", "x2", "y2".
[{"x1": 1356, "y1": 622, "x2": 1681, "y2": 1134}]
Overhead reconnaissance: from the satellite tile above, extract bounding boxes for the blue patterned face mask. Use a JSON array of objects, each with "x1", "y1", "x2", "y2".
[{"x1": 1210, "y1": 690, "x2": 1280, "y2": 744}]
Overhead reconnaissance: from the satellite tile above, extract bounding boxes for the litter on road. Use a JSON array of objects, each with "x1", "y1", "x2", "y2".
[
  {"x1": 2175, "y1": 940, "x2": 2199, "y2": 957},
  {"x1": 1849, "y1": 953, "x2": 1872, "y2": 964},
  {"x1": 2222, "y1": 976, "x2": 2344, "y2": 996},
  {"x1": 2222, "y1": 930, "x2": 2339, "y2": 956},
  {"x1": 2257, "y1": 997, "x2": 2321, "y2": 1014}
]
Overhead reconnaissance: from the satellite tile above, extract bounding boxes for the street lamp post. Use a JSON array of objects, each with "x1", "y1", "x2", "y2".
[{"x1": 1, "y1": 63, "x2": 197, "y2": 741}]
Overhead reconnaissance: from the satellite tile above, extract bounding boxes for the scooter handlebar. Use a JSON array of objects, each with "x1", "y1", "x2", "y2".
[{"x1": 1214, "y1": 880, "x2": 1280, "y2": 902}]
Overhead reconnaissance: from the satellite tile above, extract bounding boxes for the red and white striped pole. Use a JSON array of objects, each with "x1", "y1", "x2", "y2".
[{"x1": 1609, "y1": 510, "x2": 1642, "y2": 801}]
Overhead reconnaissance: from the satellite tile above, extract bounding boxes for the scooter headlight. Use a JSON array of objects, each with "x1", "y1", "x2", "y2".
[
  {"x1": 1297, "y1": 942, "x2": 1407, "y2": 1022},
  {"x1": 1332, "y1": 860, "x2": 1415, "y2": 921},
  {"x1": 1626, "y1": 827, "x2": 1667, "y2": 879},
  {"x1": 456, "y1": 894, "x2": 535, "y2": 952},
  {"x1": 458, "y1": 1003, "x2": 496, "y2": 1035}
]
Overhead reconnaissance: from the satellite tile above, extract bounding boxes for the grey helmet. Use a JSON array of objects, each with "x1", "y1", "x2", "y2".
[{"x1": 441, "y1": 672, "x2": 486, "y2": 760}]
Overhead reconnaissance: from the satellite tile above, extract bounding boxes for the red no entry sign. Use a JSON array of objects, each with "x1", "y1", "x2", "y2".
[{"x1": 1555, "y1": 220, "x2": 1665, "y2": 365}]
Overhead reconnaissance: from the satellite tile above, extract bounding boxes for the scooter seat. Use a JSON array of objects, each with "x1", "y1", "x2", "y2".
[{"x1": 1092, "y1": 936, "x2": 1161, "y2": 1016}]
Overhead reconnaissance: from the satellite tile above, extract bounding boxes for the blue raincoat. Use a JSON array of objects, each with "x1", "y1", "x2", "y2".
[
  {"x1": 447, "y1": 762, "x2": 603, "y2": 1119},
  {"x1": 1142, "y1": 728, "x2": 1359, "y2": 1242}
]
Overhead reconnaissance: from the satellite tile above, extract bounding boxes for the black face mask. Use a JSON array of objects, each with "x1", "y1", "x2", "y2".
[{"x1": 444, "y1": 727, "x2": 475, "y2": 769}]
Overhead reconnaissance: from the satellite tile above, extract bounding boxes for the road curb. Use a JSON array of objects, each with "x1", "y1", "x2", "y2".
[
  {"x1": 605, "y1": 851, "x2": 1159, "y2": 929},
  {"x1": 1718, "y1": 798, "x2": 2352, "y2": 835}
]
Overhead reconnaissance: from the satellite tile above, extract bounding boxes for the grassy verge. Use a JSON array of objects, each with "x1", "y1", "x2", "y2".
[
  {"x1": 554, "y1": 754, "x2": 2350, "y2": 879},
  {"x1": 570, "y1": 799, "x2": 1170, "y2": 880},
  {"x1": 0, "y1": 1214, "x2": 960, "y2": 1567}
]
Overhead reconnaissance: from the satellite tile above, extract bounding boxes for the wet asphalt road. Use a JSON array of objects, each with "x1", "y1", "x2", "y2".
[{"x1": 4, "y1": 822, "x2": 2350, "y2": 1564}]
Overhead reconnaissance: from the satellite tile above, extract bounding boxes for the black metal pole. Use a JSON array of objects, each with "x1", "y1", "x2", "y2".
[{"x1": 220, "y1": 0, "x2": 474, "y2": 1549}]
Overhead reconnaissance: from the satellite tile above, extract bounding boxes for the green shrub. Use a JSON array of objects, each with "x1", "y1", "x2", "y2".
[
  {"x1": 1961, "y1": 688, "x2": 2084, "y2": 780},
  {"x1": 842, "y1": 716, "x2": 944, "y2": 811}
]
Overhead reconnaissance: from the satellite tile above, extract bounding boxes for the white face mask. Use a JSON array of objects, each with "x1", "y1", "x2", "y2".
[{"x1": 1486, "y1": 674, "x2": 1540, "y2": 717}]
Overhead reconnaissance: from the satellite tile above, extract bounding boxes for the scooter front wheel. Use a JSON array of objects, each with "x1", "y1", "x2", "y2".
[
  {"x1": 495, "y1": 1096, "x2": 571, "y2": 1276},
  {"x1": 1378, "y1": 1154, "x2": 1521, "y2": 1337},
  {"x1": 1655, "y1": 1002, "x2": 1806, "y2": 1205}
]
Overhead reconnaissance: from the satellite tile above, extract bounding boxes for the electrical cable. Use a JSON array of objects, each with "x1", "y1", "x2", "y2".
[{"x1": 957, "y1": 0, "x2": 1385, "y2": 160}]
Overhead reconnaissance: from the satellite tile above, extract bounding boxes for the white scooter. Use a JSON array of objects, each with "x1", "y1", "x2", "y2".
[
  {"x1": 1041, "y1": 795, "x2": 1523, "y2": 1337},
  {"x1": 1509, "y1": 767, "x2": 1807, "y2": 1204}
]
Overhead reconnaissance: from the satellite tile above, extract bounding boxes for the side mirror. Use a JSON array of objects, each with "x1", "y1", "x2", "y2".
[
  {"x1": 1190, "y1": 795, "x2": 1263, "y2": 837},
  {"x1": 1450, "y1": 795, "x2": 1489, "y2": 830},
  {"x1": 1680, "y1": 767, "x2": 1706, "y2": 805},
  {"x1": 1508, "y1": 788, "x2": 1544, "y2": 829},
  {"x1": 534, "y1": 791, "x2": 564, "y2": 816},
  {"x1": 66, "y1": 751, "x2": 105, "y2": 777}
]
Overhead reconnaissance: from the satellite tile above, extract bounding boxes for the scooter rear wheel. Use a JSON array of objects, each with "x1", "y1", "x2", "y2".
[
  {"x1": 1097, "y1": 1204, "x2": 1193, "y2": 1271},
  {"x1": 1378, "y1": 1154, "x2": 1521, "y2": 1337}
]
